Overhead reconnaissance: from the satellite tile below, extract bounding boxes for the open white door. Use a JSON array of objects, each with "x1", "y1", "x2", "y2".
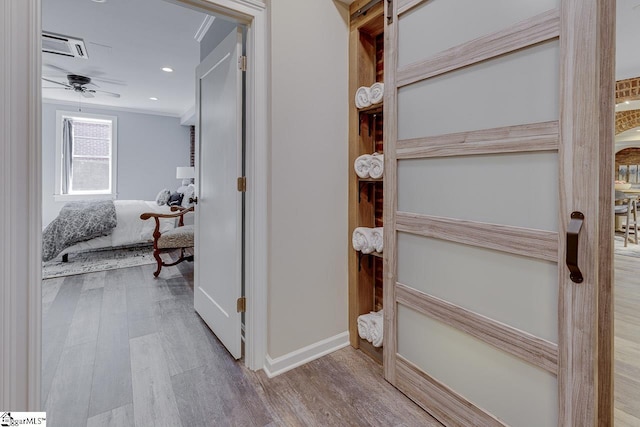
[
  {"x1": 194, "y1": 28, "x2": 243, "y2": 359},
  {"x1": 384, "y1": 0, "x2": 614, "y2": 426}
]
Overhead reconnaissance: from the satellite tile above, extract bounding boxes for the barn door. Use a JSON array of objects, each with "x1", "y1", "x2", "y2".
[{"x1": 383, "y1": 1, "x2": 614, "y2": 426}]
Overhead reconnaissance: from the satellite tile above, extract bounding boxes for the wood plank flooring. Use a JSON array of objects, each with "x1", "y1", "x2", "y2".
[
  {"x1": 614, "y1": 255, "x2": 640, "y2": 426},
  {"x1": 42, "y1": 261, "x2": 441, "y2": 427},
  {"x1": 43, "y1": 253, "x2": 640, "y2": 426}
]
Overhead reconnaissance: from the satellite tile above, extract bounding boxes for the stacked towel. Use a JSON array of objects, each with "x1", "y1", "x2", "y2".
[
  {"x1": 355, "y1": 86, "x2": 371, "y2": 108},
  {"x1": 352, "y1": 227, "x2": 376, "y2": 254},
  {"x1": 354, "y1": 154, "x2": 372, "y2": 178},
  {"x1": 371, "y1": 227, "x2": 383, "y2": 253},
  {"x1": 354, "y1": 82, "x2": 384, "y2": 108},
  {"x1": 353, "y1": 152, "x2": 383, "y2": 179},
  {"x1": 352, "y1": 227, "x2": 383, "y2": 254},
  {"x1": 369, "y1": 314, "x2": 383, "y2": 347},
  {"x1": 357, "y1": 310, "x2": 384, "y2": 347},
  {"x1": 369, "y1": 82, "x2": 384, "y2": 104},
  {"x1": 369, "y1": 153, "x2": 384, "y2": 179}
]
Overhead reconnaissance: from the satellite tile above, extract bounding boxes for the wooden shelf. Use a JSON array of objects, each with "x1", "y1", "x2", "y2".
[
  {"x1": 358, "y1": 103, "x2": 383, "y2": 114},
  {"x1": 349, "y1": 2, "x2": 384, "y2": 352},
  {"x1": 359, "y1": 337, "x2": 383, "y2": 364},
  {"x1": 356, "y1": 249, "x2": 383, "y2": 257}
]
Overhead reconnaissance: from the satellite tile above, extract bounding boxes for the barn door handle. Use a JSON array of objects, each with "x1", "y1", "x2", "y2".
[{"x1": 566, "y1": 211, "x2": 584, "y2": 283}]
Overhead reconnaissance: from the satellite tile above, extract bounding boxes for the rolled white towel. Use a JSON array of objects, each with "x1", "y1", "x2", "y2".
[
  {"x1": 352, "y1": 227, "x2": 375, "y2": 254},
  {"x1": 369, "y1": 153, "x2": 384, "y2": 179},
  {"x1": 370, "y1": 312, "x2": 383, "y2": 347},
  {"x1": 371, "y1": 227, "x2": 384, "y2": 253},
  {"x1": 357, "y1": 314, "x2": 373, "y2": 340},
  {"x1": 354, "y1": 154, "x2": 372, "y2": 179},
  {"x1": 355, "y1": 86, "x2": 371, "y2": 109},
  {"x1": 369, "y1": 82, "x2": 384, "y2": 104}
]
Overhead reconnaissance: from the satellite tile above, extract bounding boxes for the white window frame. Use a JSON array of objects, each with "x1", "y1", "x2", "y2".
[{"x1": 54, "y1": 110, "x2": 118, "y2": 201}]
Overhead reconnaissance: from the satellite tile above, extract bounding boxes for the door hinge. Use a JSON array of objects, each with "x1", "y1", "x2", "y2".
[
  {"x1": 237, "y1": 296, "x2": 246, "y2": 313},
  {"x1": 386, "y1": 0, "x2": 393, "y2": 24},
  {"x1": 237, "y1": 176, "x2": 246, "y2": 192},
  {"x1": 238, "y1": 55, "x2": 247, "y2": 71}
]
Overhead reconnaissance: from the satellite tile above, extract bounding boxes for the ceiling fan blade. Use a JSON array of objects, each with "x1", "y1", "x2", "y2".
[
  {"x1": 42, "y1": 87, "x2": 69, "y2": 90},
  {"x1": 90, "y1": 76, "x2": 127, "y2": 87},
  {"x1": 94, "y1": 89, "x2": 121, "y2": 98},
  {"x1": 42, "y1": 77, "x2": 70, "y2": 87},
  {"x1": 82, "y1": 91, "x2": 95, "y2": 98}
]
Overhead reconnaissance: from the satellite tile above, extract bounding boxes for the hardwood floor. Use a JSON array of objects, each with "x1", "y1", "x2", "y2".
[
  {"x1": 614, "y1": 255, "x2": 640, "y2": 426},
  {"x1": 42, "y1": 262, "x2": 441, "y2": 427},
  {"x1": 43, "y1": 253, "x2": 640, "y2": 426}
]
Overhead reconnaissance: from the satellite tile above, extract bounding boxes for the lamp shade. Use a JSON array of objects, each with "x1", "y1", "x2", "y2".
[{"x1": 176, "y1": 166, "x2": 195, "y2": 179}]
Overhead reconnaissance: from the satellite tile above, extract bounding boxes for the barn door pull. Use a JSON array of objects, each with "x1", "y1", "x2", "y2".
[{"x1": 566, "y1": 211, "x2": 584, "y2": 283}]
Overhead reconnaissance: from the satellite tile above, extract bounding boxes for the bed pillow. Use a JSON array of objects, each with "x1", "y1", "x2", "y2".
[
  {"x1": 181, "y1": 184, "x2": 196, "y2": 208},
  {"x1": 155, "y1": 188, "x2": 171, "y2": 206},
  {"x1": 167, "y1": 192, "x2": 184, "y2": 206}
]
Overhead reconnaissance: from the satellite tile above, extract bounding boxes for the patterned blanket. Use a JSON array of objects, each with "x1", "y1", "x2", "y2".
[{"x1": 42, "y1": 200, "x2": 117, "y2": 261}]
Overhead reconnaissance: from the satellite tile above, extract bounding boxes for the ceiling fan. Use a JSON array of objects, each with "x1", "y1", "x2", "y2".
[{"x1": 42, "y1": 74, "x2": 121, "y2": 98}]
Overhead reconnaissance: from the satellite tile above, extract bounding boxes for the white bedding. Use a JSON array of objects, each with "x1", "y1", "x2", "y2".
[{"x1": 60, "y1": 200, "x2": 175, "y2": 256}]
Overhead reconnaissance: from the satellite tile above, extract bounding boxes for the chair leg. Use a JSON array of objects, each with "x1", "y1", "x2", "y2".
[
  {"x1": 633, "y1": 200, "x2": 638, "y2": 244},
  {"x1": 153, "y1": 249, "x2": 163, "y2": 277},
  {"x1": 625, "y1": 208, "x2": 629, "y2": 247}
]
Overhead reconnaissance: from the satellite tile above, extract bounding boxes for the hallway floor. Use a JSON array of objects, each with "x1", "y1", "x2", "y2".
[
  {"x1": 614, "y1": 255, "x2": 640, "y2": 426},
  {"x1": 42, "y1": 261, "x2": 440, "y2": 427}
]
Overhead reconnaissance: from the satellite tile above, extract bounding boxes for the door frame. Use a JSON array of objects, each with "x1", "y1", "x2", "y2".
[{"x1": 0, "y1": 0, "x2": 268, "y2": 410}]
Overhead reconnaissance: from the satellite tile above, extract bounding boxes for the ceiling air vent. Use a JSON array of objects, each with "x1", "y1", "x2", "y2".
[{"x1": 42, "y1": 31, "x2": 89, "y2": 59}]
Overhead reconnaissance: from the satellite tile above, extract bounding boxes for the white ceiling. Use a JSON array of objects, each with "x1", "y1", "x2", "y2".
[
  {"x1": 42, "y1": 1, "x2": 640, "y2": 122},
  {"x1": 42, "y1": 0, "x2": 208, "y2": 117}
]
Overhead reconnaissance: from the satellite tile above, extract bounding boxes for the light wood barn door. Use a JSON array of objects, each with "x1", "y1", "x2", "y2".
[{"x1": 383, "y1": 0, "x2": 614, "y2": 426}]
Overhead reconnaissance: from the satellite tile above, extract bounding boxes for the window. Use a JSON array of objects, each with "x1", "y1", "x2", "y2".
[{"x1": 55, "y1": 111, "x2": 117, "y2": 199}]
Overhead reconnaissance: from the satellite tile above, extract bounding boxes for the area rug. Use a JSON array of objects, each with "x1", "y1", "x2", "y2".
[
  {"x1": 42, "y1": 246, "x2": 155, "y2": 279},
  {"x1": 615, "y1": 234, "x2": 640, "y2": 258}
]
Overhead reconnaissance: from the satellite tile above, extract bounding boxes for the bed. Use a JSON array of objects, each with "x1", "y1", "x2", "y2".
[{"x1": 43, "y1": 199, "x2": 178, "y2": 262}]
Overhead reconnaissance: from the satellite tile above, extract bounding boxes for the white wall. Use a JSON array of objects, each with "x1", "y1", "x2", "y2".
[
  {"x1": 267, "y1": 0, "x2": 350, "y2": 359},
  {"x1": 42, "y1": 102, "x2": 190, "y2": 226}
]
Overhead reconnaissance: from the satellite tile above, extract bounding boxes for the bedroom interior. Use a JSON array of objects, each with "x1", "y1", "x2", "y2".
[
  {"x1": 3, "y1": 0, "x2": 636, "y2": 425},
  {"x1": 38, "y1": 0, "x2": 247, "y2": 424}
]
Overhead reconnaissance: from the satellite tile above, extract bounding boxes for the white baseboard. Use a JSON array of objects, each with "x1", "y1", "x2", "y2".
[{"x1": 263, "y1": 331, "x2": 350, "y2": 378}]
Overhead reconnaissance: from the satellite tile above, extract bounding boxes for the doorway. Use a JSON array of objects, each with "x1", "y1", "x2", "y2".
[{"x1": 0, "y1": 0, "x2": 268, "y2": 412}]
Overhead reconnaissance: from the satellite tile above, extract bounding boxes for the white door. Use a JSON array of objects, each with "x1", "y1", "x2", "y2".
[
  {"x1": 384, "y1": 1, "x2": 613, "y2": 426},
  {"x1": 194, "y1": 28, "x2": 243, "y2": 359}
]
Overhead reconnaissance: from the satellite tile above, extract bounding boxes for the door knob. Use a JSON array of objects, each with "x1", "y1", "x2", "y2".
[{"x1": 190, "y1": 196, "x2": 198, "y2": 205}]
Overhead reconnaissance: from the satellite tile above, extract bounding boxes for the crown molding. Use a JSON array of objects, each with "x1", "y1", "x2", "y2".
[{"x1": 194, "y1": 15, "x2": 216, "y2": 42}]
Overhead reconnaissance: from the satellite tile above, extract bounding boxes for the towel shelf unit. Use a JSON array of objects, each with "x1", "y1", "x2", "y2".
[
  {"x1": 348, "y1": 0, "x2": 385, "y2": 365},
  {"x1": 358, "y1": 106, "x2": 382, "y2": 136},
  {"x1": 357, "y1": 250, "x2": 383, "y2": 271},
  {"x1": 358, "y1": 179, "x2": 382, "y2": 202}
]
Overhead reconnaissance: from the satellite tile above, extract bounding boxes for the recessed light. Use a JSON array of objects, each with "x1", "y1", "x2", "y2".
[
  {"x1": 149, "y1": 97, "x2": 158, "y2": 101},
  {"x1": 162, "y1": 67, "x2": 173, "y2": 73},
  {"x1": 91, "y1": 0, "x2": 107, "y2": 3},
  {"x1": 626, "y1": 101, "x2": 631, "y2": 104}
]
